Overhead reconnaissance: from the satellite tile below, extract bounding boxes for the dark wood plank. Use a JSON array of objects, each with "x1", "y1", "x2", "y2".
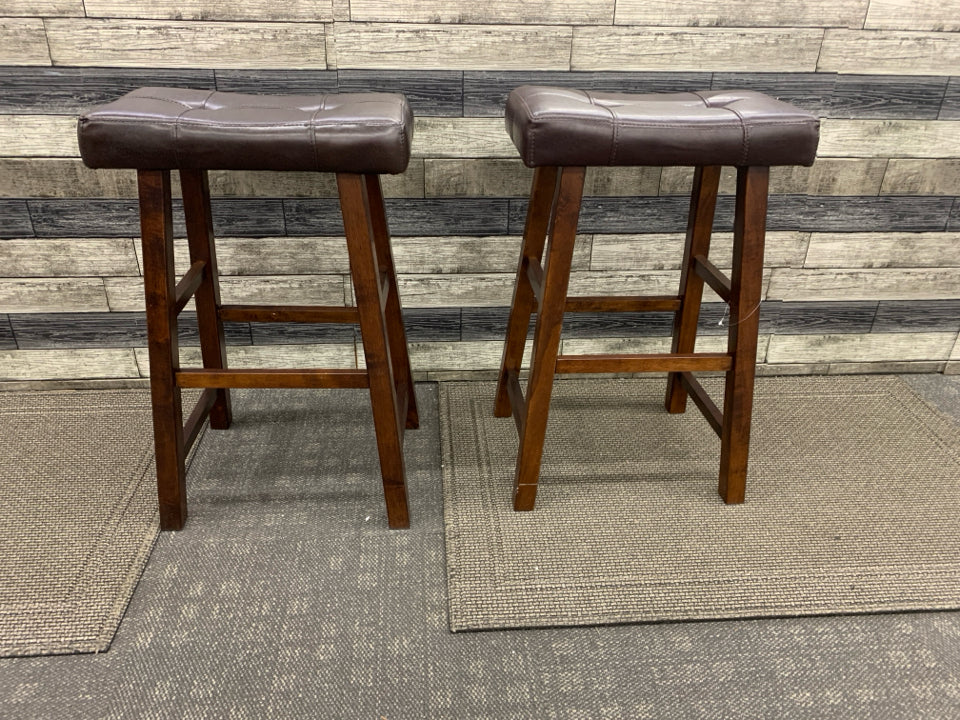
[
  {"x1": 0, "y1": 66, "x2": 215, "y2": 112},
  {"x1": 399, "y1": 308, "x2": 460, "y2": 342},
  {"x1": 250, "y1": 322, "x2": 357, "y2": 345},
  {"x1": 766, "y1": 301, "x2": 878, "y2": 334},
  {"x1": 176, "y1": 368, "x2": 370, "y2": 389},
  {"x1": 831, "y1": 74, "x2": 948, "y2": 119},
  {"x1": 0, "y1": 200, "x2": 34, "y2": 238},
  {"x1": 464, "y1": 71, "x2": 712, "y2": 116},
  {"x1": 938, "y1": 77, "x2": 960, "y2": 120},
  {"x1": 337, "y1": 70, "x2": 462, "y2": 117},
  {"x1": 711, "y1": 72, "x2": 835, "y2": 115},
  {"x1": 872, "y1": 300, "x2": 960, "y2": 333},
  {"x1": 213, "y1": 69, "x2": 338, "y2": 95},
  {"x1": 765, "y1": 196, "x2": 955, "y2": 233},
  {"x1": 0, "y1": 315, "x2": 16, "y2": 349},
  {"x1": 508, "y1": 196, "x2": 691, "y2": 234},
  {"x1": 949, "y1": 197, "x2": 960, "y2": 231}
]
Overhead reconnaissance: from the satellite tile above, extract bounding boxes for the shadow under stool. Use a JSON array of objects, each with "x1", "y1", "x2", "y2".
[
  {"x1": 78, "y1": 88, "x2": 419, "y2": 529},
  {"x1": 495, "y1": 86, "x2": 820, "y2": 511}
]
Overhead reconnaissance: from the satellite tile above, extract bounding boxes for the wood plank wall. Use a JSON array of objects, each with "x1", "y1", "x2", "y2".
[{"x1": 1, "y1": 1, "x2": 959, "y2": 382}]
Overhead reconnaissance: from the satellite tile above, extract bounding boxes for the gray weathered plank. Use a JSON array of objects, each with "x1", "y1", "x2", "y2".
[
  {"x1": 408, "y1": 339, "x2": 531, "y2": 372},
  {"x1": 0, "y1": 19, "x2": 50, "y2": 65},
  {"x1": 413, "y1": 118, "x2": 518, "y2": 158},
  {"x1": 765, "y1": 301, "x2": 878, "y2": 335},
  {"x1": 0, "y1": 115, "x2": 78, "y2": 157},
  {"x1": 207, "y1": 163, "x2": 425, "y2": 199},
  {"x1": 396, "y1": 273, "x2": 516, "y2": 307},
  {"x1": 819, "y1": 119, "x2": 960, "y2": 158},
  {"x1": 831, "y1": 75, "x2": 949, "y2": 119},
  {"x1": 394, "y1": 234, "x2": 590, "y2": 273},
  {"x1": 0, "y1": 348, "x2": 139, "y2": 381},
  {"x1": 767, "y1": 268, "x2": 960, "y2": 301},
  {"x1": 942, "y1": 78, "x2": 960, "y2": 120},
  {"x1": 865, "y1": 0, "x2": 960, "y2": 32},
  {"x1": 0, "y1": 67, "x2": 216, "y2": 113},
  {"x1": 134, "y1": 343, "x2": 358, "y2": 376},
  {"x1": 819, "y1": 30, "x2": 960, "y2": 76},
  {"x1": 615, "y1": 0, "x2": 868, "y2": 29},
  {"x1": 213, "y1": 69, "x2": 338, "y2": 94},
  {"x1": 881, "y1": 159, "x2": 960, "y2": 195},
  {"x1": 349, "y1": 0, "x2": 613, "y2": 24},
  {"x1": 0, "y1": 278, "x2": 108, "y2": 313},
  {"x1": 336, "y1": 70, "x2": 463, "y2": 117},
  {"x1": 828, "y1": 360, "x2": 947, "y2": 375},
  {"x1": 569, "y1": 269, "x2": 770, "y2": 303},
  {"x1": 0, "y1": 1, "x2": 83, "y2": 15},
  {"x1": 767, "y1": 332, "x2": 956, "y2": 363},
  {"x1": 0, "y1": 238, "x2": 139, "y2": 277},
  {"x1": 872, "y1": 300, "x2": 960, "y2": 333},
  {"x1": 82, "y1": 0, "x2": 334, "y2": 21},
  {"x1": 0, "y1": 200, "x2": 33, "y2": 237},
  {"x1": 463, "y1": 70, "x2": 712, "y2": 116},
  {"x1": 572, "y1": 27, "x2": 824, "y2": 72},
  {"x1": 0, "y1": 315, "x2": 15, "y2": 349},
  {"x1": 803, "y1": 231, "x2": 960, "y2": 268},
  {"x1": 660, "y1": 160, "x2": 887, "y2": 196},
  {"x1": 46, "y1": 19, "x2": 328, "y2": 69},
  {"x1": 0, "y1": 159, "x2": 137, "y2": 198},
  {"x1": 711, "y1": 72, "x2": 834, "y2": 114},
  {"x1": 333, "y1": 23, "x2": 572, "y2": 71}
]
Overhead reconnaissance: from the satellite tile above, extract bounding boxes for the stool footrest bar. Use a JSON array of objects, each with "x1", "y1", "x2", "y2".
[
  {"x1": 564, "y1": 296, "x2": 681, "y2": 313},
  {"x1": 692, "y1": 255, "x2": 731, "y2": 303},
  {"x1": 555, "y1": 352, "x2": 733, "y2": 374},
  {"x1": 679, "y1": 371, "x2": 723, "y2": 436},
  {"x1": 174, "y1": 260, "x2": 206, "y2": 314},
  {"x1": 176, "y1": 368, "x2": 370, "y2": 389},
  {"x1": 183, "y1": 387, "x2": 217, "y2": 453},
  {"x1": 525, "y1": 258, "x2": 544, "y2": 307},
  {"x1": 218, "y1": 304, "x2": 360, "y2": 324}
]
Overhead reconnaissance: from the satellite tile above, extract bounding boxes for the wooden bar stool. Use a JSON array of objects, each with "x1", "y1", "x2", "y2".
[
  {"x1": 495, "y1": 86, "x2": 820, "y2": 511},
  {"x1": 78, "y1": 88, "x2": 419, "y2": 529}
]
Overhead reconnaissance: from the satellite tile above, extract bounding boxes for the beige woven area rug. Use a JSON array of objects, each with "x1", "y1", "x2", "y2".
[
  {"x1": 440, "y1": 376, "x2": 960, "y2": 631},
  {"x1": 0, "y1": 390, "x2": 178, "y2": 657}
]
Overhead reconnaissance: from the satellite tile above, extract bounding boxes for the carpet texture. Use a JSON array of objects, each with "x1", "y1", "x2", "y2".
[
  {"x1": 0, "y1": 390, "x2": 171, "y2": 657},
  {"x1": 440, "y1": 375, "x2": 960, "y2": 631}
]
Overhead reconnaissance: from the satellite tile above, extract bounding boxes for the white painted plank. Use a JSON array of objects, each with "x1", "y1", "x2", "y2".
[
  {"x1": 83, "y1": 0, "x2": 334, "y2": 21},
  {"x1": 0, "y1": 19, "x2": 51, "y2": 65},
  {"x1": 767, "y1": 268, "x2": 960, "y2": 301},
  {"x1": 333, "y1": 23, "x2": 572, "y2": 71},
  {"x1": 615, "y1": 0, "x2": 867, "y2": 29},
  {"x1": 803, "y1": 232, "x2": 960, "y2": 269},
  {"x1": 0, "y1": 349, "x2": 139, "y2": 381},
  {"x1": 0, "y1": 238, "x2": 139, "y2": 277},
  {"x1": 0, "y1": 115, "x2": 79, "y2": 157},
  {"x1": 349, "y1": 0, "x2": 613, "y2": 24},
  {"x1": 766, "y1": 332, "x2": 956, "y2": 364},
  {"x1": 865, "y1": 0, "x2": 960, "y2": 32},
  {"x1": 569, "y1": 269, "x2": 771, "y2": 302},
  {"x1": 819, "y1": 29, "x2": 960, "y2": 76},
  {"x1": 819, "y1": 120, "x2": 960, "y2": 158},
  {"x1": 46, "y1": 19, "x2": 327, "y2": 69},
  {"x1": 408, "y1": 340, "x2": 532, "y2": 371},
  {"x1": 134, "y1": 343, "x2": 357, "y2": 376},
  {"x1": 0, "y1": 1, "x2": 84, "y2": 15},
  {"x1": 0, "y1": 278, "x2": 109, "y2": 313},
  {"x1": 572, "y1": 26, "x2": 823, "y2": 72}
]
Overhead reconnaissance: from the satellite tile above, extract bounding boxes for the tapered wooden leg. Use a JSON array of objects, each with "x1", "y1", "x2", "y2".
[
  {"x1": 364, "y1": 173, "x2": 418, "y2": 430},
  {"x1": 138, "y1": 169, "x2": 187, "y2": 530},
  {"x1": 338, "y1": 172, "x2": 410, "y2": 529},
  {"x1": 719, "y1": 166, "x2": 769, "y2": 504},
  {"x1": 494, "y1": 166, "x2": 560, "y2": 417},
  {"x1": 180, "y1": 168, "x2": 231, "y2": 430},
  {"x1": 665, "y1": 165, "x2": 722, "y2": 413},
  {"x1": 513, "y1": 166, "x2": 586, "y2": 511}
]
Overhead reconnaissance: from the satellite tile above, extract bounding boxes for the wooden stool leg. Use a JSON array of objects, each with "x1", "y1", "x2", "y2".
[
  {"x1": 138, "y1": 169, "x2": 187, "y2": 530},
  {"x1": 364, "y1": 173, "x2": 419, "y2": 430},
  {"x1": 513, "y1": 166, "x2": 586, "y2": 511},
  {"x1": 719, "y1": 166, "x2": 769, "y2": 504},
  {"x1": 665, "y1": 165, "x2": 722, "y2": 413},
  {"x1": 494, "y1": 166, "x2": 560, "y2": 417},
  {"x1": 180, "y1": 168, "x2": 232, "y2": 430},
  {"x1": 338, "y1": 172, "x2": 410, "y2": 529}
]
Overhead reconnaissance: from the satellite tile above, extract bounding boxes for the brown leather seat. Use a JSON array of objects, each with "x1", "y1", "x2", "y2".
[
  {"x1": 505, "y1": 85, "x2": 819, "y2": 168},
  {"x1": 78, "y1": 87, "x2": 412, "y2": 174}
]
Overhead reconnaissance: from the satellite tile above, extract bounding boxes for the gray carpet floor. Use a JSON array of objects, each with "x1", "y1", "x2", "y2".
[{"x1": 2, "y1": 376, "x2": 960, "y2": 719}]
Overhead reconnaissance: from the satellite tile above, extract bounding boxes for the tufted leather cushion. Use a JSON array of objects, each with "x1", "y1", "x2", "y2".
[
  {"x1": 78, "y1": 87, "x2": 413, "y2": 174},
  {"x1": 505, "y1": 86, "x2": 819, "y2": 168}
]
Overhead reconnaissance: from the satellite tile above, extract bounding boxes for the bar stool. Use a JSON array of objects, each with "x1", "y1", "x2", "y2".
[
  {"x1": 495, "y1": 86, "x2": 820, "y2": 511},
  {"x1": 78, "y1": 88, "x2": 419, "y2": 529}
]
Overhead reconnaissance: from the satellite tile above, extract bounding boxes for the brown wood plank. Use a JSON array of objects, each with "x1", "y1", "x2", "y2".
[
  {"x1": 692, "y1": 253, "x2": 732, "y2": 303},
  {"x1": 173, "y1": 260, "x2": 206, "y2": 314},
  {"x1": 525, "y1": 256, "x2": 544, "y2": 307},
  {"x1": 665, "y1": 165, "x2": 722, "y2": 414},
  {"x1": 219, "y1": 304, "x2": 360, "y2": 324},
  {"x1": 505, "y1": 368, "x2": 525, "y2": 435},
  {"x1": 494, "y1": 166, "x2": 559, "y2": 418},
  {"x1": 564, "y1": 295, "x2": 681, "y2": 313},
  {"x1": 555, "y1": 352, "x2": 733, "y2": 374},
  {"x1": 679, "y1": 371, "x2": 723, "y2": 437},
  {"x1": 176, "y1": 368, "x2": 370, "y2": 389},
  {"x1": 137, "y1": 169, "x2": 187, "y2": 531}
]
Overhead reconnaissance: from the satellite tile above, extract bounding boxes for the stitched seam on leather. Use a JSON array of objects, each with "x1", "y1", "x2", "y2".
[
  {"x1": 584, "y1": 90, "x2": 619, "y2": 165},
  {"x1": 127, "y1": 94, "x2": 195, "y2": 108},
  {"x1": 514, "y1": 91, "x2": 538, "y2": 163},
  {"x1": 309, "y1": 96, "x2": 326, "y2": 171}
]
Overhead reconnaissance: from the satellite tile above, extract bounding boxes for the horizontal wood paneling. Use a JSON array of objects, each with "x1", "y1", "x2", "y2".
[
  {"x1": 0, "y1": 238, "x2": 138, "y2": 277},
  {"x1": 819, "y1": 120, "x2": 960, "y2": 158},
  {"x1": 0, "y1": 315, "x2": 13, "y2": 349},
  {"x1": 560, "y1": 334, "x2": 746, "y2": 358},
  {"x1": 819, "y1": 30, "x2": 960, "y2": 76},
  {"x1": 803, "y1": 232, "x2": 960, "y2": 268},
  {"x1": 0, "y1": 200, "x2": 33, "y2": 237},
  {"x1": 660, "y1": 160, "x2": 887, "y2": 196},
  {"x1": 0, "y1": 278, "x2": 108, "y2": 312},
  {"x1": 396, "y1": 273, "x2": 516, "y2": 307},
  {"x1": 408, "y1": 340, "x2": 531, "y2": 371},
  {"x1": 766, "y1": 332, "x2": 956, "y2": 363},
  {"x1": 0, "y1": 348, "x2": 139, "y2": 380},
  {"x1": 948, "y1": 335, "x2": 960, "y2": 374},
  {"x1": 942, "y1": 78, "x2": 960, "y2": 120},
  {"x1": 767, "y1": 301, "x2": 878, "y2": 335},
  {"x1": 872, "y1": 300, "x2": 960, "y2": 334},
  {"x1": 333, "y1": 23, "x2": 572, "y2": 71},
  {"x1": 572, "y1": 27, "x2": 824, "y2": 72},
  {"x1": 614, "y1": 0, "x2": 867, "y2": 29},
  {"x1": 0, "y1": 159, "x2": 137, "y2": 198},
  {"x1": 413, "y1": 118, "x2": 515, "y2": 158},
  {"x1": 0, "y1": 19, "x2": 49, "y2": 65},
  {"x1": 880, "y1": 160, "x2": 960, "y2": 195},
  {"x1": 767, "y1": 268, "x2": 960, "y2": 301},
  {"x1": 134, "y1": 343, "x2": 358, "y2": 376},
  {"x1": 334, "y1": 70, "x2": 463, "y2": 116},
  {"x1": 0, "y1": 115, "x2": 78, "y2": 157},
  {"x1": 349, "y1": 0, "x2": 613, "y2": 24},
  {"x1": 83, "y1": 1, "x2": 335, "y2": 22},
  {"x1": 0, "y1": 1, "x2": 83, "y2": 15},
  {"x1": 568, "y1": 270, "x2": 772, "y2": 303},
  {"x1": 45, "y1": 19, "x2": 328, "y2": 69},
  {"x1": 865, "y1": 0, "x2": 960, "y2": 32}
]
